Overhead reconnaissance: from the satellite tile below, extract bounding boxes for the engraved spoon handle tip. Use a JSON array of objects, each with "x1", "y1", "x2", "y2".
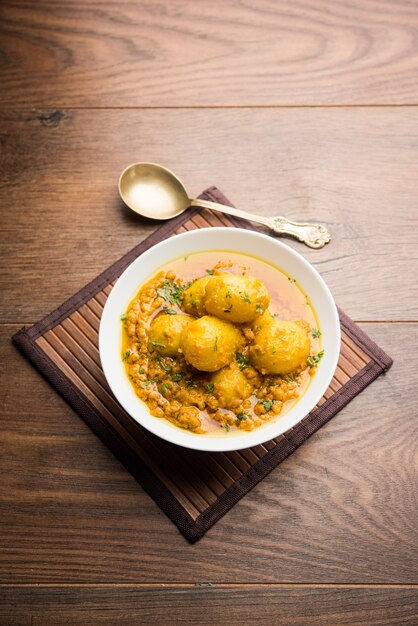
[{"x1": 267, "y1": 216, "x2": 331, "y2": 249}]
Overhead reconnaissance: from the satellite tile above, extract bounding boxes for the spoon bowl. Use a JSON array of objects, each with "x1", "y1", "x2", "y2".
[{"x1": 119, "y1": 162, "x2": 190, "y2": 220}]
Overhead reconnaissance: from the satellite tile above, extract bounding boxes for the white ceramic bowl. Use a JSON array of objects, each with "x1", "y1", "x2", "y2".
[{"x1": 99, "y1": 228, "x2": 340, "y2": 452}]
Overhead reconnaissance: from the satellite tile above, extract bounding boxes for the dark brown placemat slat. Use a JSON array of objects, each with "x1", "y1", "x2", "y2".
[{"x1": 12, "y1": 186, "x2": 393, "y2": 542}]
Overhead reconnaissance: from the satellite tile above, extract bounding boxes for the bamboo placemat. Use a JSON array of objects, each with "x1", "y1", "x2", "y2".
[{"x1": 13, "y1": 187, "x2": 393, "y2": 543}]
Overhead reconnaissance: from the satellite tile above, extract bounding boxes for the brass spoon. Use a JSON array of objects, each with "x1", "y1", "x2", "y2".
[{"x1": 118, "y1": 162, "x2": 330, "y2": 249}]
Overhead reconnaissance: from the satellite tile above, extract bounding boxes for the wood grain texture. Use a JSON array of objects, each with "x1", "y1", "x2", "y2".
[
  {"x1": 1, "y1": 0, "x2": 418, "y2": 106},
  {"x1": 1, "y1": 1, "x2": 418, "y2": 615},
  {"x1": 1, "y1": 585, "x2": 417, "y2": 626},
  {"x1": 1, "y1": 323, "x2": 416, "y2": 584},
  {"x1": 1, "y1": 107, "x2": 418, "y2": 322}
]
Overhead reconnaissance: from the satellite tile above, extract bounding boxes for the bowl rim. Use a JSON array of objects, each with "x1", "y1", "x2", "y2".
[{"x1": 99, "y1": 227, "x2": 340, "y2": 452}]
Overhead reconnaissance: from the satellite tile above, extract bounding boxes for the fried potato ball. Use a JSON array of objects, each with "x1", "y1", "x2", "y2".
[
  {"x1": 181, "y1": 315, "x2": 244, "y2": 372},
  {"x1": 148, "y1": 313, "x2": 192, "y2": 357},
  {"x1": 250, "y1": 320, "x2": 310, "y2": 375},
  {"x1": 204, "y1": 274, "x2": 270, "y2": 323},
  {"x1": 211, "y1": 364, "x2": 253, "y2": 409},
  {"x1": 182, "y1": 275, "x2": 212, "y2": 316}
]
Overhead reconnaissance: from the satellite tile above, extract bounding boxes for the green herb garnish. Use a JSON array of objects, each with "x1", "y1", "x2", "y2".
[
  {"x1": 206, "y1": 269, "x2": 215, "y2": 275},
  {"x1": 256, "y1": 303, "x2": 264, "y2": 314},
  {"x1": 122, "y1": 350, "x2": 131, "y2": 361},
  {"x1": 213, "y1": 336, "x2": 218, "y2": 351},
  {"x1": 163, "y1": 306, "x2": 177, "y2": 315},
  {"x1": 159, "y1": 383, "x2": 170, "y2": 394},
  {"x1": 236, "y1": 412, "x2": 248, "y2": 422},
  {"x1": 205, "y1": 383, "x2": 215, "y2": 393},
  {"x1": 259, "y1": 400, "x2": 274, "y2": 412},
  {"x1": 222, "y1": 424, "x2": 231, "y2": 432},
  {"x1": 120, "y1": 313, "x2": 127, "y2": 321},
  {"x1": 150, "y1": 341, "x2": 166, "y2": 349},
  {"x1": 160, "y1": 360, "x2": 172, "y2": 373},
  {"x1": 284, "y1": 375, "x2": 298, "y2": 383},
  {"x1": 190, "y1": 299, "x2": 197, "y2": 308},
  {"x1": 311, "y1": 328, "x2": 322, "y2": 339},
  {"x1": 138, "y1": 367, "x2": 145, "y2": 374},
  {"x1": 141, "y1": 381, "x2": 150, "y2": 388},
  {"x1": 241, "y1": 291, "x2": 251, "y2": 304},
  {"x1": 171, "y1": 373, "x2": 184, "y2": 382},
  {"x1": 225, "y1": 291, "x2": 232, "y2": 299},
  {"x1": 271, "y1": 346, "x2": 277, "y2": 354},
  {"x1": 156, "y1": 279, "x2": 184, "y2": 307},
  {"x1": 236, "y1": 352, "x2": 249, "y2": 370},
  {"x1": 307, "y1": 350, "x2": 324, "y2": 367}
]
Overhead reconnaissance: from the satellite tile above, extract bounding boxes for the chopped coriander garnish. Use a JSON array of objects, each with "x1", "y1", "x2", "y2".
[
  {"x1": 156, "y1": 279, "x2": 184, "y2": 307},
  {"x1": 159, "y1": 383, "x2": 170, "y2": 394},
  {"x1": 138, "y1": 367, "x2": 145, "y2": 374},
  {"x1": 160, "y1": 359, "x2": 172, "y2": 373},
  {"x1": 150, "y1": 378, "x2": 159, "y2": 383},
  {"x1": 236, "y1": 352, "x2": 249, "y2": 370},
  {"x1": 205, "y1": 383, "x2": 215, "y2": 393},
  {"x1": 284, "y1": 375, "x2": 298, "y2": 383},
  {"x1": 307, "y1": 350, "x2": 324, "y2": 367},
  {"x1": 288, "y1": 276, "x2": 296, "y2": 284},
  {"x1": 259, "y1": 400, "x2": 274, "y2": 412},
  {"x1": 141, "y1": 381, "x2": 150, "y2": 388},
  {"x1": 271, "y1": 346, "x2": 277, "y2": 354},
  {"x1": 225, "y1": 291, "x2": 232, "y2": 299},
  {"x1": 311, "y1": 328, "x2": 322, "y2": 339},
  {"x1": 120, "y1": 313, "x2": 127, "y2": 321},
  {"x1": 163, "y1": 306, "x2": 177, "y2": 315},
  {"x1": 150, "y1": 341, "x2": 166, "y2": 349},
  {"x1": 190, "y1": 299, "x2": 197, "y2": 308},
  {"x1": 242, "y1": 291, "x2": 251, "y2": 304},
  {"x1": 213, "y1": 336, "x2": 218, "y2": 351},
  {"x1": 256, "y1": 303, "x2": 264, "y2": 314},
  {"x1": 236, "y1": 412, "x2": 248, "y2": 422},
  {"x1": 206, "y1": 269, "x2": 215, "y2": 275},
  {"x1": 122, "y1": 350, "x2": 131, "y2": 361},
  {"x1": 222, "y1": 424, "x2": 231, "y2": 432},
  {"x1": 170, "y1": 373, "x2": 184, "y2": 382}
]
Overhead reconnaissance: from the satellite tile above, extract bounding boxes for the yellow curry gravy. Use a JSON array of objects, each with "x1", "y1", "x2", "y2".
[{"x1": 121, "y1": 251, "x2": 322, "y2": 436}]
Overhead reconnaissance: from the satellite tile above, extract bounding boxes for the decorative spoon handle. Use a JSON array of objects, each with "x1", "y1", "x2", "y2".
[
  {"x1": 264, "y1": 216, "x2": 331, "y2": 249},
  {"x1": 190, "y1": 198, "x2": 331, "y2": 249}
]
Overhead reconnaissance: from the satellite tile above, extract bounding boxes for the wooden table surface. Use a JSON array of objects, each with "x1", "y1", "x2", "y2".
[{"x1": 1, "y1": 1, "x2": 417, "y2": 624}]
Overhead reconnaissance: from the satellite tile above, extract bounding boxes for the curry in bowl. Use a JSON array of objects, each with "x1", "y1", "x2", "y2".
[{"x1": 121, "y1": 252, "x2": 323, "y2": 435}]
